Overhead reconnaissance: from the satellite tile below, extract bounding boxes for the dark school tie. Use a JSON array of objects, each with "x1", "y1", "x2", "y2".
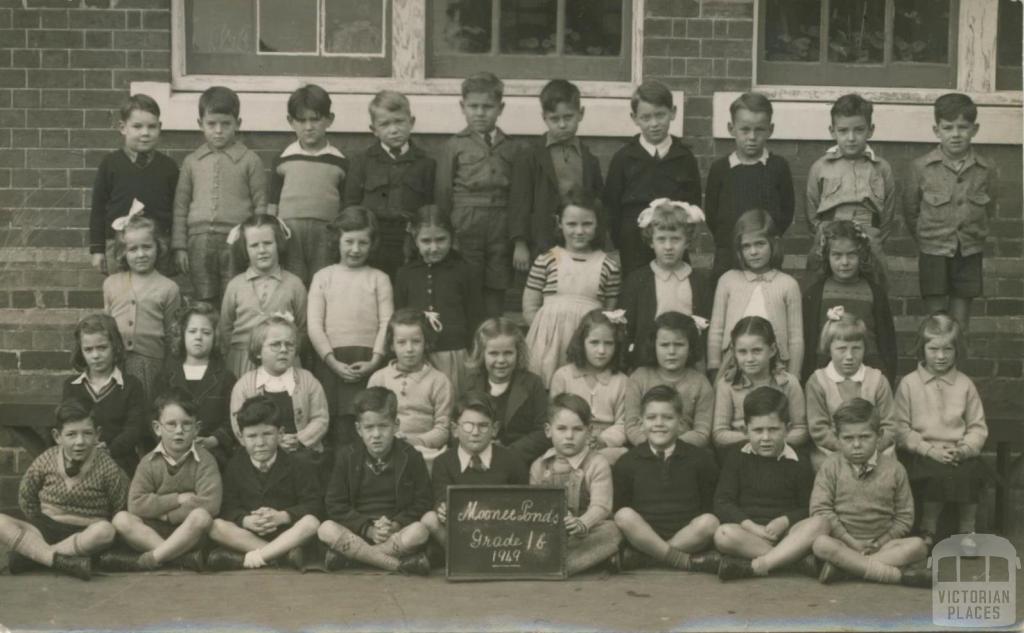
[
  {"x1": 469, "y1": 453, "x2": 485, "y2": 472},
  {"x1": 135, "y1": 152, "x2": 150, "y2": 168}
]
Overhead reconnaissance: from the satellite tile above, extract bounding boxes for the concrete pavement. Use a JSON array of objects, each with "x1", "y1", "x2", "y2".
[{"x1": 2, "y1": 566, "x2": 1019, "y2": 632}]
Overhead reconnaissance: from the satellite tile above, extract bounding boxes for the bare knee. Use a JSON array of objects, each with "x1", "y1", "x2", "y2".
[
  {"x1": 185, "y1": 508, "x2": 213, "y2": 530},
  {"x1": 812, "y1": 535, "x2": 841, "y2": 559},
  {"x1": 403, "y1": 521, "x2": 429, "y2": 545},
  {"x1": 91, "y1": 521, "x2": 117, "y2": 545},
  {"x1": 295, "y1": 515, "x2": 321, "y2": 534},
  {"x1": 905, "y1": 537, "x2": 929, "y2": 561},
  {"x1": 714, "y1": 523, "x2": 742, "y2": 549},
  {"x1": 112, "y1": 511, "x2": 136, "y2": 531},
  {"x1": 614, "y1": 508, "x2": 639, "y2": 529},
  {"x1": 317, "y1": 520, "x2": 340, "y2": 542},
  {"x1": 692, "y1": 513, "x2": 720, "y2": 538}
]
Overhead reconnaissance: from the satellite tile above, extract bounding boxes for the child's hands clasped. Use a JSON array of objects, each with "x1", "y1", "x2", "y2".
[
  {"x1": 436, "y1": 502, "x2": 447, "y2": 525},
  {"x1": 927, "y1": 445, "x2": 958, "y2": 465},
  {"x1": 279, "y1": 433, "x2": 300, "y2": 452},
  {"x1": 327, "y1": 357, "x2": 361, "y2": 382},
  {"x1": 741, "y1": 520, "x2": 775, "y2": 542},
  {"x1": 564, "y1": 514, "x2": 587, "y2": 537}
]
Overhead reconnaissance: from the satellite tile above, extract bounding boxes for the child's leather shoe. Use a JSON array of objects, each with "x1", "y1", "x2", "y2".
[
  {"x1": 687, "y1": 550, "x2": 721, "y2": 574},
  {"x1": 899, "y1": 567, "x2": 933, "y2": 589},
  {"x1": 397, "y1": 551, "x2": 431, "y2": 576},
  {"x1": 52, "y1": 553, "x2": 91, "y2": 581},
  {"x1": 717, "y1": 555, "x2": 754, "y2": 581},
  {"x1": 205, "y1": 548, "x2": 244, "y2": 572}
]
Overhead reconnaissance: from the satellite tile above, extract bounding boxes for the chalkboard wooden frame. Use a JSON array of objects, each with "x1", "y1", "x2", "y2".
[{"x1": 445, "y1": 485, "x2": 568, "y2": 582}]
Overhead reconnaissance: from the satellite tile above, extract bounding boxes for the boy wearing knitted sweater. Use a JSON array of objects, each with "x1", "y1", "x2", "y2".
[
  {"x1": 0, "y1": 400, "x2": 128, "y2": 580},
  {"x1": 110, "y1": 390, "x2": 222, "y2": 571},
  {"x1": 713, "y1": 387, "x2": 827, "y2": 581},
  {"x1": 810, "y1": 398, "x2": 930, "y2": 587}
]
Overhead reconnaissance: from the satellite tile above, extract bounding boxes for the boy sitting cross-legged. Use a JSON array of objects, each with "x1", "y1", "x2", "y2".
[
  {"x1": 206, "y1": 394, "x2": 322, "y2": 571},
  {"x1": 810, "y1": 398, "x2": 931, "y2": 588},
  {"x1": 0, "y1": 399, "x2": 128, "y2": 580},
  {"x1": 613, "y1": 385, "x2": 720, "y2": 573},
  {"x1": 531, "y1": 393, "x2": 623, "y2": 576},
  {"x1": 105, "y1": 389, "x2": 221, "y2": 571},
  {"x1": 713, "y1": 387, "x2": 829, "y2": 581},
  {"x1": 317, "y1": 387, "x2": 433, "y2": 575},
  {"x1": 421, "y1": 392, "x2": 529, "y2": 558}
]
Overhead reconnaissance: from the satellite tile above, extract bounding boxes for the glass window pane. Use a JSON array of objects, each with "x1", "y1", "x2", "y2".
[
  {"x1": 764, "y1": 0, "x2": 821, "y2": 62},
  {"x1": 937, "y1": 556, "x2": 957, "y2": 582},
  {"x1": 998, "y1": 0, "x2": 1023, "y2": 66},
  {"x1": 435, "y1": 1, "x2": 493, "y2": 54},
  {"x1": 828, "y1": 0, "x2": 885, "y2": 63},
  {"x1": 893, "y1": 0, "x2": 949, "y2": 62},
  {"x1": 323, "y1": 0, "x2": 385, "y2": 55},
  {"x1": 258, "y1": 0, "x2": 317, "y2": 53},
  {"x1": 959, "y1": 556, "x2": 987, "y2": 582},
  {"x1": 565, "y1": 0, "x2": 622, "y2": 56},
  {"x1": 191, "y1": 0, "x2": 253, "y2": 53},
  {"x1": 500, "y1": 0, "x2": 557, "y2": 55},
  {"x1": 988, "y1": 557, "x2": 1010, "y2": 582}
]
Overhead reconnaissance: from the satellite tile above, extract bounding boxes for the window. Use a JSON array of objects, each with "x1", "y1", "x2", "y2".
[
  {"x1": 428, "y1": 0, "x2": 632, "y2": 81},
  {"x1": 185, "y1": 0, "x2": 390, "y2": 77},
  {"x1": 758, "y1": 0, "x2": 958, "y2": 87},
  {"x1": 997, "y1": 0, "x2": 1022, "y2": 90}
]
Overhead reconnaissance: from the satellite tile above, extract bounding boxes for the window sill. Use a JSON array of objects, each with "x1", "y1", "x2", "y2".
[
  {"x1": 136, "y1": 81, "x2": 683, "y2": 138},
  {"x1": 712, "y1": 88, "x2": 1023, "y2": 144}
]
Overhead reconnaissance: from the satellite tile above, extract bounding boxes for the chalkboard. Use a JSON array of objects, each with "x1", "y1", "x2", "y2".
[{"x1": 446, "y1": 485, "x2": 567, "y2": 581}]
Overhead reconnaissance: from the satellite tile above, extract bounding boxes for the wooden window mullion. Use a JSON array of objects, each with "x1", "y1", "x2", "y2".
[
  {"x1": 555, "y1": 0, "x2": 566, "y2": 56},
  {"x1": 491, "y1": 0, "x2": 501, "y2": 55},
  {"x1": 819, "y1": 0, "x2": 830, "y2": 64},
  {"x1": 883, "y1": 0, "x2": 894, "y2": 65}
]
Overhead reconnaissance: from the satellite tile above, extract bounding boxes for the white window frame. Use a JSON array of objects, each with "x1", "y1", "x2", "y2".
[
  {"x1": 713, "y1": 0, "x2": 1022, "y2": 144},
  {"x1": 147, "y1": 0, "x2": 674, "y2": 137}
]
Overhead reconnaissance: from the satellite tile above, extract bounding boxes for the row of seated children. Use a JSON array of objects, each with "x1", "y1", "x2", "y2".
[
  {"x1": 1, "y1": 378, "x2": 934, "y2": 590},
  {"x1": 91, "y1": 77, "x2": 994, "y2": 407}
]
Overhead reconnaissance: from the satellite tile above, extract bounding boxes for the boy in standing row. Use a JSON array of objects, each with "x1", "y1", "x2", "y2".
[
  {"x1": 89, "y1": 94, "x2": 178, "y2": 276},
  {"x1": 704, "y1": 92, "x2": 794, "y2": 282},
  {"x1": 806, "y1": 93, "x2": 895, "y2": 282},
  {"x1": 344, "y1": 90, "x2": 436, "y2": 281},
  {"x1": 903, "y1": 93, "x2": 996, "y2": 332},
  {"x1": 604, "y1": 80, "x2": 702, "y2": 274},
  {"x1": 269, "y1": 84, "x2": 348, "y2": 286},
  {"x1": 435, "y1": 72, "x2": 520, "y2": 318},
  {"x1": 509, "y1": 79, "x2": 604, "y2": 268},
  {"x1": 173, "y1": 86, "x2": 267, "y2": 306}
]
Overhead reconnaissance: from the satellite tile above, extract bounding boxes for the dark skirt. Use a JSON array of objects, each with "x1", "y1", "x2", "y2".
[
  {"x1": 905, "y1": 454, "x2": 992, "y2": 503},
  {"x1": 315, "y1": 346, "x2": 373, "y2": 447}
]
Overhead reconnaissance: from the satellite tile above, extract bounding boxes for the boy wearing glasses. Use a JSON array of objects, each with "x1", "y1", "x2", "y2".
[
  {"x1": 421, "y1": 393, "x2": 529, "y2": 556},
  {"x1": 107, "y1": 389, "x2": 221, "y2": 571}
]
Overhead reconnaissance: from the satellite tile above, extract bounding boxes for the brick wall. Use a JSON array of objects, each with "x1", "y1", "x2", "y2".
[{"x1": 0, "y1": 0, "x2": 1021, "y2": 511}]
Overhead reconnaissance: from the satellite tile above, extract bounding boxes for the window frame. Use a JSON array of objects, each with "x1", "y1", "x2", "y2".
[
  {"x1": 757, "y1": 0, "x2": 960, "y2": 89},
  {"x1": 170, "y1": 0, "x2": 645, "y2": 98}
]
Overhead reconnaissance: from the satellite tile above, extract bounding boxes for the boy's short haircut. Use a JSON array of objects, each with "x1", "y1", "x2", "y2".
[
  {"x1": 742, "y1": 385, "x2": 790, "y2": 425},
  {"x1": 153, "y1": 387, "x2": 199, "y2": 421},
  {"x1": 539, "y1": 79, "x2": 581, "y2": 113},
  {"x1": 54, "y1": 399, "x2": 95, "y2": 432},
  {"x1": 548, "y1": 392, "x2": 593, "y2": 427},
  {"x1": 830, "y1": 93, "x2": 873, "y2": 125},
  {"x1": 198, "y1": 86, "x2": 240, "y2": 119},
  {"x1": 934, "y1": 92, "x2": 978, "y2": 124},
  {"x1": 236, "y1": 394, "x2": 281, "y2": 432},
  {"x1": 455, "y1": 392, "x2": 497, "y2": 425},
  {"x1": 461, "y1": 72, "x2": 504, "y2": 101},
  {"x1": 729, "y1": 92, "x2": 773, "y2": 120},
  {"x1": 287, "y1": 84, "x2": 332, "y2": 119},
  {"x1": 353, "y1": 386, "x2": 398, "y2": 422},
  {"x1": 640, "y1": 384, "x2": 684, "y2": 416},
  {"x1": 368, "y1": 90, "x2": 412, "y2": 121},
  {"x1": 832, "y1": 397, "x2": 879, "y2": 435},
  {"x1": 119, "y1": 93, "x2": 161, "y2": 122},
  {"x1": 630, "y1": 80, "x2": 674, "y2": 113}
]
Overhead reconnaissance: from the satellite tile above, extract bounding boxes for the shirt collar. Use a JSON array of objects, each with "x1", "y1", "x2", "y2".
[
  {"x1": 71, "y1": 366, "x2": 125, "y2": 386},
  {"x1": 62, "y1": 447, "x2": 95, "y2": 473},
  {"x1": 729, "y1": 149, "x2": 770, "y2": 167},
  {"x1": 256, "y1": 366, "x2": 296, "y2": 396},
  {"x1": 734, "y1": 369, "x2": 792, "y2": 390},
  {"x1": 845, "y1": 450, "x2": 879, "y2": 478},
  {"x1": 539, "y1": 445, "x2": 590, "y2": 470},
  {"x1": 825, "y1": 144, "x2": 879, "y2": 162},
  {"x1": 741, "y1": 442, "x2": 799, "y2": 462},
  {"x1": 380, "y1": 142, "x2": 410, "y2": 158},
  {"x1": 196, "y1": 142, "x2": 247, "y2": 162},
  {"x1": 916, "y1": 363, "x2": 960, "y2": 386},
  {"x1": 639, "y1": 135, "x2": 673, "y2": 158},
  {"x1": 650, "y1": 260, "x2": 692, "y2": 282},
  {"x1": 457, "y1": 444, "x2": 494, "y2": 473},
  {"x1": 152, "y1": 441, "x2": 201, "y2": 466},
  {"x1": 245, "y1": 266, "x2": 283, "y2": 281},
  {"x1": 569, "y1": 366, "x2": 614, "y2": 385},
  {"x1": 250, "y1": 451, "x2": 278, "y2": 473},
  {"x1": 824, "y1": 361, "x2": 866, "y2": 383},
  {"x1": 281, "y1": 140, "x2": 345, "y2": 159},
  {"x1": 741, "y1": 268, "x2": 777, "y2": 282},
  {"x1": 386, "y1": 360, "x2": 431, "y2": 383},
  {"x1": 648, "y1": 441, "x2": 676, "y2": 459},
  {"x1": 545, "y1": 134, "x2": 581, "y2": 152}
]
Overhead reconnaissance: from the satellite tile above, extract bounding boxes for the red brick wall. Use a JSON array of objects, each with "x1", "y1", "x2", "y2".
[{"x1": 0, "y1": 0, "x2": 1021, "y2": 510}]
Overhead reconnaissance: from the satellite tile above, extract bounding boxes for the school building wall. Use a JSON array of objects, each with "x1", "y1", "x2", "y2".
[{"x1": 0, "y1": 0, "x2": 1021, "y2": 512}]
